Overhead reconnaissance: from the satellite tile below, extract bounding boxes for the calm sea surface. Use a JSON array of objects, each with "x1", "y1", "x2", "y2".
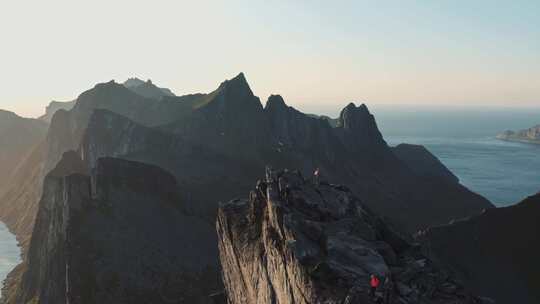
[{"x1": 373, "y1": 106, "x2": 540, "y2": 206}]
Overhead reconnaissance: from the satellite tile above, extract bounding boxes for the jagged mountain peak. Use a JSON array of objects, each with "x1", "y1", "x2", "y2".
[
  {"x1": 264, "y1": 94, "x2": 288, "y2": 111},
  {"x1": 338, "y1": 102, "x2": 372, "y2": 128},
  {"x1": 123, "y1": 77, "x2": 147, "y2": 88},
  {"x1": 194, "y1": 72, "x2": 262, "y2": 113},
  {"x1": 122, "y1": 77, "x2": 175, "y2": 99},
  {"x1": 337, "y1": 102, "x2": 376, "y2": 130},
  {"x1": 215, "y1": 72, "x2": 253, "y2": 97}
]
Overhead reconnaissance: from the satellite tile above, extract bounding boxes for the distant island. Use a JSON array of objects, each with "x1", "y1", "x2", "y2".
[{"x1": 497, "y1": 124, "x2": 540, "y2": 144}]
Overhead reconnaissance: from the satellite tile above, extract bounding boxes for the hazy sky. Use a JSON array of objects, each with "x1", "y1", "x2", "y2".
[{"x1": 1, "y1": 0, "x2": 539, "y2": 117}]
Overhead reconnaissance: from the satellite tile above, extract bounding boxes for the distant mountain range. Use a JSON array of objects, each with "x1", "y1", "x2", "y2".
[
  {"x1": 39, "y1": 78, "x2": 176, "y2": 122},
  {"x1": 497, "y1": 124, "x2": 540, "y2": 144},
  {"x1": 122, "y1": 77, "x2": 175, "y2": 99},
  {"x1": 0, "y1": 73, "x2": 534, "y2": 303}
]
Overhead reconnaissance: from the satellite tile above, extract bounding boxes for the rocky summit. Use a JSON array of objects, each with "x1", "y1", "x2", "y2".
[{"x1": 217, "y1": 169, "x2": 491, "y2": 304}]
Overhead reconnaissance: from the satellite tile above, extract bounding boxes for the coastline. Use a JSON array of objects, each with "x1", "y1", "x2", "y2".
[
  {"x1": 0, "y1": 221, "x2": 21, "y2": 299},
  {"x1": 495, "y1": 135, "x2": 540, "y2": 145}
]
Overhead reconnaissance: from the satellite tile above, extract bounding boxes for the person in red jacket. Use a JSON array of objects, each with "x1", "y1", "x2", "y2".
[{"x1": 370, "y1": 274, "x2": 380, "y2": 298}]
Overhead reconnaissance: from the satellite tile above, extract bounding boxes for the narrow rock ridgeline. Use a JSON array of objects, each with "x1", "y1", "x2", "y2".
[{"x1": 217, "y1": 169, "x2": 491, "y2": 304}]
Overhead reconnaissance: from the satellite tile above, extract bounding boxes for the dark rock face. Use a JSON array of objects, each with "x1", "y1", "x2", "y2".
[
  {"x1": 80, "y1": 109, "x2": 260, "y2": 219},
  {"x1": 418, "y1": 193, "x2": 540, "y2": 304},
  {"x1": 12, "y1": 156, "x2": 220, "y2": 304},
  {"x1": 165, "y1": 73, "x2": 269, "y2": 158},
  {"x1": 217, "y1": 169, "x2": 490, "y2": 304},
  {"x1": 392, "y1": 144, "x2": 459, "y2": 184},
  {"x1": 496, "y1": 124, "x2": 540, "y2": 144}
]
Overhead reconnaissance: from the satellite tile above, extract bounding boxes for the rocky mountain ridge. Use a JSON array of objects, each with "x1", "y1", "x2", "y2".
[
  {"x1": 217, "y1": 169, "x2": 492, "y2": 304},
  {"x1": 123, "y1": 77, "x2": 175, "y2": 99},
  {"x1": 0, "y1": 73, "x2": 498, "y2": 303}
]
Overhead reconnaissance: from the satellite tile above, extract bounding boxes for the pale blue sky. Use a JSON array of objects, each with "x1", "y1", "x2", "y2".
[{"x1": 0, "y1": 0, "x2": 538, "y2": 117}]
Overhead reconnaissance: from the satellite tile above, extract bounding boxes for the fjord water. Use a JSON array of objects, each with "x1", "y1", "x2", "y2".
[
  {"x1": 0, "y1": 222, "x2": 20, "y2": 296},
  {"x1": 373, "y1": 106, "x2": 540, "y2": 207}
]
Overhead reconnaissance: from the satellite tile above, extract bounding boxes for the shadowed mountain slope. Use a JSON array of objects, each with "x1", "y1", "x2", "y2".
[
  {"x1": 419, "y1": 193, "x2": 540, "y2": 304},
  {"x1": 8, "y1": 156, "x2": 220, "y2": 304},
  {"x1": 0, "y1": 110, "x2": 47, "y2": 192}
]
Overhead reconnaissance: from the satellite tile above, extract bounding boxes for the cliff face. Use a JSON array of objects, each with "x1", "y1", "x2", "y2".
[
  {"x1": 418, "y1": 193, "x2": 540, "y2": 304},
  {"x1": 10, "y1": 155, "x2": 220, "y2": 304},
  {"x1": 217, "y1": 169, "x2": 490, "y2": 304}
]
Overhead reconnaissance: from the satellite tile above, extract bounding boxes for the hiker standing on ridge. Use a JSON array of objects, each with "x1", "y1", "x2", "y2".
[
  {"x1": 370, "y1": 274, "x2": 380, "y2": 298},
  {"x1": 313, "y1": 167, "x2": 321, "y2": 186}
]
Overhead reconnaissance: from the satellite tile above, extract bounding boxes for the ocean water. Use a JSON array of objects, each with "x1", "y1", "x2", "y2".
[
  {"x1": 0, "y1": 221, "x2": 20, "y2": 296},
  {"x1": 372, "y1": 106, "x2": 540, "y2": 207}
]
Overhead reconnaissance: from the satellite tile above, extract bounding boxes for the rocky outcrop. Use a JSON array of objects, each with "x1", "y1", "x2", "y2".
[
  {"x1": 123, "y1": 78, "x2": 175, "y2": 99},
  {"x1": 217, "y1": 169, "x2": 490, "y2": 304},
  {"x1": 38, "y1": 100, "x2": 76, "y2": 122},
  {"x1": 392, "y1": 144, "x2": 459, "y2": 184},
  {"x1": 418, "y1": 193, "x2": 540, "y2": 304},
  {"x1": 9, "y1": 155, "x2": 220, "y2": 304},
  {"x1": 497, "y1": 124, "x2": 540, "y2": 144}
]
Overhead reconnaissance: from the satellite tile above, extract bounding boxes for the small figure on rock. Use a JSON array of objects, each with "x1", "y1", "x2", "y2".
[
  {"x1": 370, "y1": 274, "x2": 380, "y2": 299},
  {"x1": 283, "y1": 184, "x2": 291, "y2": 203},
  {"x1": 383, "y1": 274, "x2": 394, "y2": 304},
  {"x1": 313, "y1": 167, "x2": 321, "y2": 186},
  {"x1": 256, "y1": 180, "x2": 267, "y2": 198}
]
